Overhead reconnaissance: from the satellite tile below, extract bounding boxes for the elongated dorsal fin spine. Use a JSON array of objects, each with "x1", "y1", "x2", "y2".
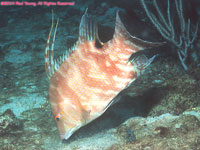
[
  {"x1": 45, "y1": 11, "x2": 64, "y2": 79},
  {"x1": 45, "y1": 10, "x2": 55, "y2": 79}
]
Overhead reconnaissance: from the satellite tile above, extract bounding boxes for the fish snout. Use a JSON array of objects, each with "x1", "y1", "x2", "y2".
[{"x1": 63, "y1": 130, "x2": 73, "y2": 140}]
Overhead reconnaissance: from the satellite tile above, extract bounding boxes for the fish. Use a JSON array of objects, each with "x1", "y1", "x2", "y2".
[{"x1": 44, "y1": 9, "x2": 163, "y2": 140}]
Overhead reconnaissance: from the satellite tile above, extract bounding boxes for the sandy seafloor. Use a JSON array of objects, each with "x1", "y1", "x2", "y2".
[{"x1": 0, "y1": 0, "x2": 200, "y2": 149}]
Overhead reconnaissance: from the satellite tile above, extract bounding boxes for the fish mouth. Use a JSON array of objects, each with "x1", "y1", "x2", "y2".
[
  {"x1": 63, "y1": 124, "x2": 82, "y2": 140},
  {"x1": 60, "y1": 131, "x2": 72, "y2": 140},
  {"x1": 64, "y1": 130, "x2": 73, "y2": 140}
]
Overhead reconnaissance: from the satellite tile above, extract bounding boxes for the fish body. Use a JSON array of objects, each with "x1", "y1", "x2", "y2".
[{"x1": 45, "y1": 10, "x2": 162, "y2": 140}]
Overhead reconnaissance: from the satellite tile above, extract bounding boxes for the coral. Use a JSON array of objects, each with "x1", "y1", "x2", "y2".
[{"x1": 141, "y1": 0, "x2": 199, "y2": 70}]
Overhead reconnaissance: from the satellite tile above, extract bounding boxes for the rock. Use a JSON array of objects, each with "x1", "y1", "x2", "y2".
[
  {"x1": 109, "y1": 113, "x2": 200, "y2": 150},
  {"x1": 0, "y1": 109, "x2": 23, "y2": 135}
]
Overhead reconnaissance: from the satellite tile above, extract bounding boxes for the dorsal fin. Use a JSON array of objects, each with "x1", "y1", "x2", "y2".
[
  {"x1": 45, "y1": 10, "x2": 60, "y2": 79},
  {"x1": 78, "y1": 9, "x2": 103, "y2": 44},
  {"x1": 114, "y1": 10, "x2": 164, "y2": 50},
  {"x1": 45, "y1": 9, "x2": 103, "y2": 80},
  {"x1": 45, "y1": 11, "x2": 71, "y2": 79}
]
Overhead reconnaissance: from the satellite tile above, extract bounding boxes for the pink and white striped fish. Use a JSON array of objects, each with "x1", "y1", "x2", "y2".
[{"x1": 45, "y1": 10, "x2": 162, "y2": 140}]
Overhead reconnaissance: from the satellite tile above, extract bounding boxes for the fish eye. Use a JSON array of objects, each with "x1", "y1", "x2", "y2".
[{"x1": 54, "y1": 114, "x2": 61, "y2": 121}]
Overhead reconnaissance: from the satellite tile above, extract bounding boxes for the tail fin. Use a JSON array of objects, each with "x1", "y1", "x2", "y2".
[{"x1": 131, "y1": 55, "x2": 157, "y2": 76}]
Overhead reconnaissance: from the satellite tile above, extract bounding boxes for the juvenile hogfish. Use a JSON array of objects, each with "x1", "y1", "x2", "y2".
[{"x1": 45, "y1": 10, "x2": 162, "y2": 140}]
